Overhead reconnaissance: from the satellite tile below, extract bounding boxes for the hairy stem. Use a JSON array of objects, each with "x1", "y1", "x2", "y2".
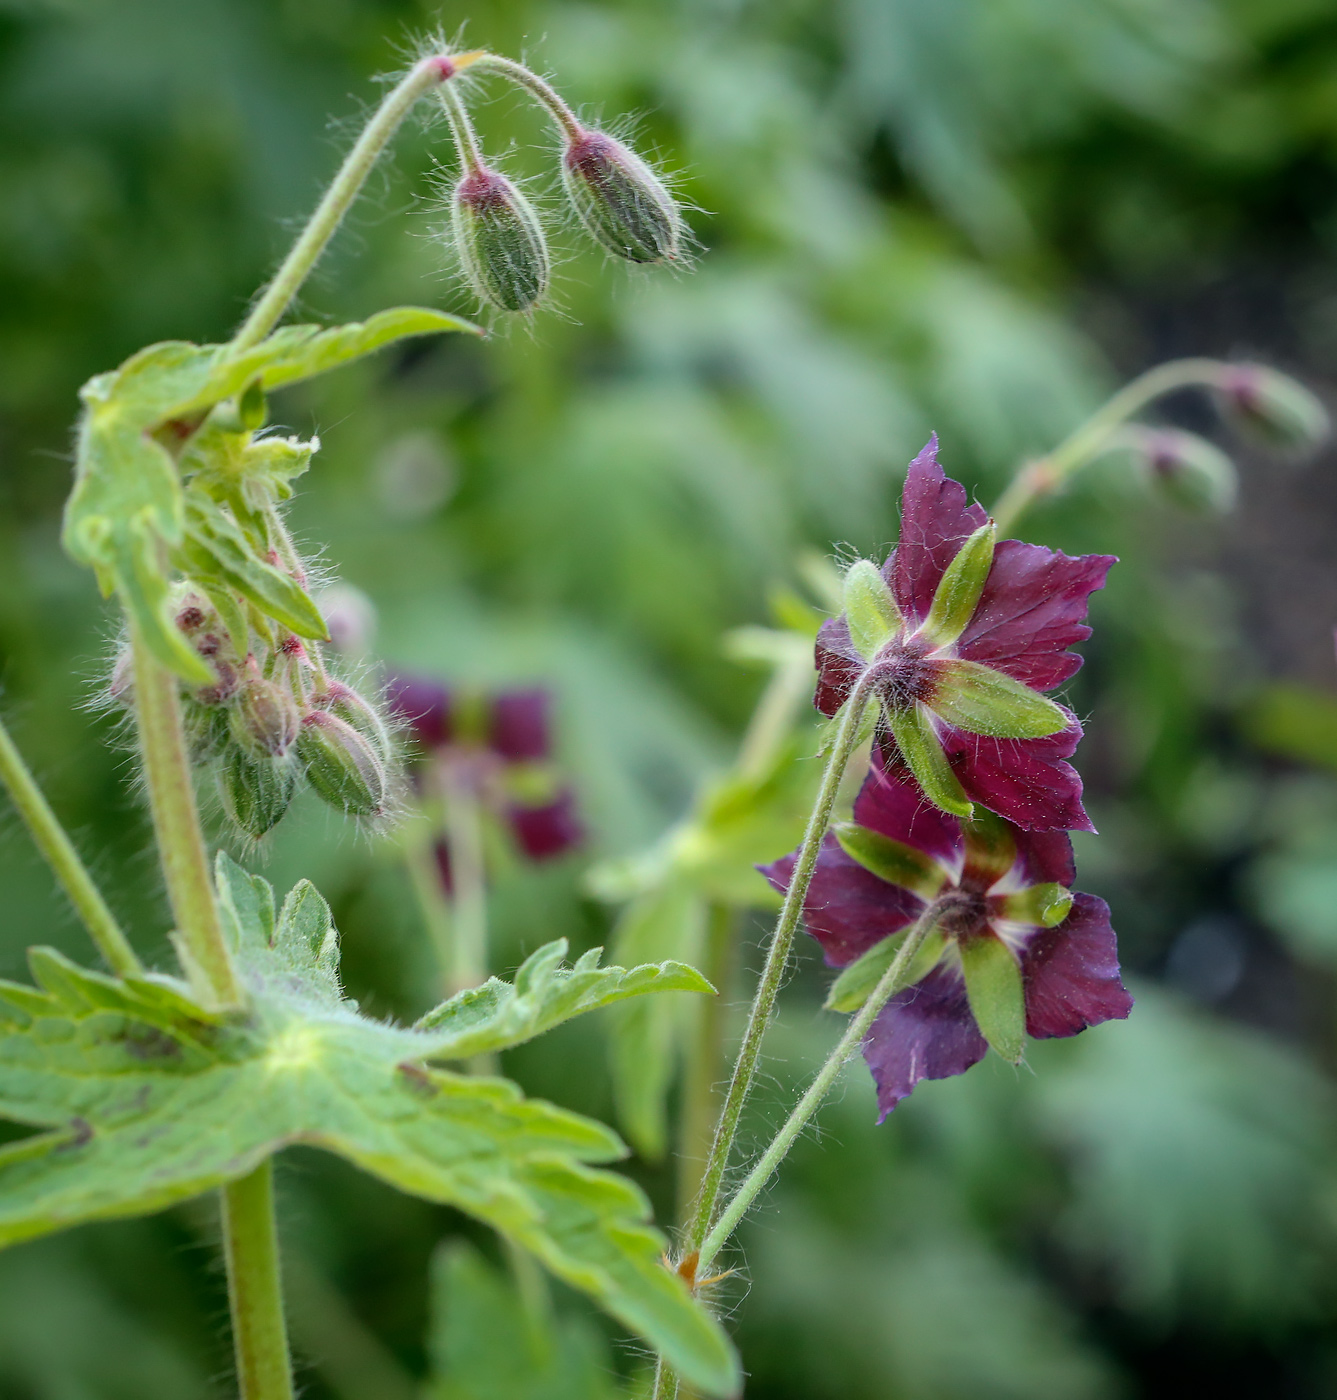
[
  {"x1": 0, "y1": 714, "x2": 141, "y2": 977},
  {"x1": 696, "y1": 905, "x2": 942, "y2": 1274},
  {"x1": 222, "y1": 1161, "x2": 296, "y2": 1400},
  {"x1": 676, "y1": 903, "x2": 737, "y2": 1225},
  {"x1": 439, "y1": 82, "x2": 486, "y2": 173},
  {"x1": 230, "y1": 51, "x2": 483, "y2": 353},
  {"x1": 680, "y1": 683, "x2": 873, "y2": 1256},
  {"x1": 467, "y1": 54, "x2": 584, "y2": 142},
  {"x1": 131, "y1": 629, "x2": 242, "y2": 1009},
  {"x1": 991, "y1": 357, "x2": 1234, "y2": 534}
]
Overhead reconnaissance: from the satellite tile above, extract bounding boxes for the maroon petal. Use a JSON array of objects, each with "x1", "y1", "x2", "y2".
[
  {"x1": 814, "y1": 617, "x2": 863, "y2": 717},
  {"x1": 761, "y1": 836, "x2": 923, "y2": 968},
  {"x1": 1022, "y1": 892, "x2": 1132, "y2": 1038},
  {"x1": 488, "y1": 690, "x2": 553, "y2": 762},
  {"x1": 939, "y1": 716, "x2": 1094, "y2": 833},
  {"x1": 957, "y1": 541, "x2": 1116, "y2": 690},
  {"x1": 1010, "y1": 825, "x2": 1076, "y2": 887},
  {"x1": 508, "y1": 789, "x2": 582, "y2": 860},
  {"x1": 886, "y1": 437, "x2": 989, "y2": 624},
  {"x1": 862, "y1": 964, "x2": 989, "y2": 1119},
  {"x1": 386, "y1": 673, "x2": 453, "y2": 749},
  {"x1": 853, "y1": 760, "x2": 964, "y2": 874}
]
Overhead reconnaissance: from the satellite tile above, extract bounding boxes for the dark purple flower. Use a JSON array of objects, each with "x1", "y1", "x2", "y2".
[
  {"x1": 761, "y1": 761, "x2": 1131, "y2": 1118},
  {"x1": 386, "y1": 675, "x2": 581, "y2": 865},
  {"x1": 815, "y1": 438, "x2": 1115, "y2": 831}
]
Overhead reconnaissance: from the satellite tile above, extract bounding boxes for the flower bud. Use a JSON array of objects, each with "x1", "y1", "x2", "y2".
[
  {"x1": 313, "y1": 680, "x2": 392, "y2": 756},
  {"x1": 1216, "y1": 364, "x2": 1330, "y2": 451},
  {"x1": 218, "y1": 748, "x2": 297, "y2": 839},
  {"x1": 1137, "y1": 428, "x2": 1237, "y2": 513},
  {"x1": 562, "y1": 129, "x2": 681, "y2": 264},
  {"x1": 107, "y1": 645, "x2": 135, "y2": 709},
  {"x1": 183, "y1": 698, "x2": 231, "y2": 763},
  {"x1": 230, "y1": 667, "x2": 299, "y2": 759},
  {"x1": 451, "y1": 165, "x2": 550, "y2": 313},
  {"x1": 297, "y1": 710, "x2": 386, "y2": 817}
]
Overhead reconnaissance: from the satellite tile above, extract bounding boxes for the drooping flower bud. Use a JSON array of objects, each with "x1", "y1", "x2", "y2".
[
  {"x1": 561, "y1": 129, "x2": 682, "y2": 264},
  {"x1": 230, "y1": 666, "x2": 299, "y2": 759},
  {"x1": 297, "y1": 710, "x2": 387, "y2": 818},
  {"x1": 451, "y1": 165, "x2": 550, "y2": 313},
  {"x1": 217, "y1": 748, "x2": 297, "y2": 839},
  {"x1": 1134, "y1": 428, "x2": 1237, "y2": 513},
  {"x1": 1216, "y1": 364, "x2": 1330, "y2": 451}
]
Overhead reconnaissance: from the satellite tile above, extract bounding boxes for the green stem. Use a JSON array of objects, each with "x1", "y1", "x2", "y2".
[
  {"x1": 222, "y1": 1161, "x2": 296, "y2": 1400},
  {"x1": 467, "y1": 54, "x2": 584, "y2": 142},
  {"x1": 440, "y1": 763, "x2": 489, "y2": 996},
  {"x1": 696, "y1": 905, "x2": 942, "y2": 1274},
  {"x1": 680, "y1": 682, "x2": 874, "y2": 1257},
  {"x1": 439, "y1": 82, "x2": 486, "y2": 173},
  {"x1": 990, "y1": 357, "x2": 1235, "y2": 534},
  {"x1": 0, "y1": 713, "x2": 141, "y2": 977},
  {"x1": 676, "y1": 904, "x2": 737, "y2": 1226},
  {"x1": 735, "y1": 644, "x2": 816, "y2": 783},
  {"x1": 230, "y1": 52, "x2": 480, "y2": 353},
  {"x1": 131, "y1": 629, "x2": 243, "y2": 1009}
]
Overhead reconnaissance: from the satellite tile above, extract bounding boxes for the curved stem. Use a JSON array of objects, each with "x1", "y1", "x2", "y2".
[
  {"x1": 439, "y1": 82, "x2": 486, "y2": 173},
  {"x1": 696, "y1": 904, "x2": 942, "y2": 1274},
  {"x1": 222, "y1": 1161, "x2": 296, "y2": 1400},
  {"x1": 0, "y1": 714, "x2": 141, "y2": 977},
  {"x1": 230, "y1": 51, "x2": 484, "y2": 353},
  {"x1": 991, "y1": 357, "x2": 1234, "y2": 534},
  {"x1": 466, "y1": 54, "x2": 584, "y2": 142},
  {"x1": 131, "y1": 629, "x2": 243, "y2": 1009},
  {"x1": 680, "y1": 682, "x2": 874, "y2": 1257}
]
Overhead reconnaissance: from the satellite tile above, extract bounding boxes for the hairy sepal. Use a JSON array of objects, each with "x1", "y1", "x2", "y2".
[
  {"x1": 885, "y1": 705, "x2": 973, "y2": 818},
  {"x1": 833, "y1": 821, "x2": 948, "y2": 901},
  {"x1": 932, "y1": 660, "x2": 1069, "y2": 739},
  {"x1": 959, "y1": 934, "x2": 1026, "y2": 1063},
  {"x1": 842, "y1": 559, "x2": 902, "y2": 661},
  {"x1": 919, "y1": 522, "x2": 995, "y2": 648}
]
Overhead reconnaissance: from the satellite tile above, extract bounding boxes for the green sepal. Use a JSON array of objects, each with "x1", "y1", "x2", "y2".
[
  {"x1": 998, "y1": 883, "x2": 1073, "y2": 928},
  {"x1": 177, "y1": 496, "x2": 327, "y2": 640},
  {"x1": 931, "y1": 660, "x2": 1068, "y2": 739},
  {"x1": 959, "y1": 933, "x2": 1026, "y2": 1063},
  {"x1": 0, "y1": 854, "x2": 737, "y2": 1397},
  {"x1": 920, "y1": 522, "x2": 995, "y2": 648},
  {"x1": 842, "y1": 559, "x2": 902, "y2": 661},
  {"x1": 825, "y1": 926, "x2": 947, "y2": 1013},
  {"x1": 960, "y1": 807, "x2": 1018, "y2": 883},
  {"x1": 885, "y1": 704, "x2": 973, "y2": 818},
  {"x1": 833, "y1": 821, "x2": 949, "y2": 900}
]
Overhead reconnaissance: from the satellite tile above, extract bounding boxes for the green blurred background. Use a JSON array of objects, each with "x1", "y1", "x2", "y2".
[{"x1": 5, "y1": 0, "x2": 1337, "y2": 1395}]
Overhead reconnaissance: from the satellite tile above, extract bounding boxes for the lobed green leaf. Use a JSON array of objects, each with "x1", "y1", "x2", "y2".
[{"x1": 0, "y1": 854, "x2": 736, "y2": 1397}]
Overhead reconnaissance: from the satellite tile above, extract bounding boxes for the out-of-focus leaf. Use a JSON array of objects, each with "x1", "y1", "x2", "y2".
[
  {"x1": 427, "y1": 1239, "x2": 624, "y2": 1400},
  {"x1": 1242, "y1": 682, "x2": 1337, "y2": 771},
  {"x1": 606, "y1": 884, "x2": 707, "y2": 1160},
  {"x1": 1030, "y1": 988, "x2": 1336, "y2": 1323}
]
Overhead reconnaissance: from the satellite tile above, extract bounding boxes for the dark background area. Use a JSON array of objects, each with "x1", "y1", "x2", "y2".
[{"x1": 4, "y1": 1, "x2": 1337, "y2": 1396}]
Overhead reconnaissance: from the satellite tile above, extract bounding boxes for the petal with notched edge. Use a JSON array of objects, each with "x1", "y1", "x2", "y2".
[
  {"x1": 760, "y1": 837, "x2": 923, "y2": 968},
  {"x1": 957, "y1": 540, "x2": 1115, "y2": 691},
  {"x1": 863, "y1": 965, "x2": 989, "y2": 1120},
  {"x1": 1023, "y1": 892, "x2": 1132, "y2": 1039},
  {"x1": 886, "y1": 437, "x2": 989, "y2": 625}
]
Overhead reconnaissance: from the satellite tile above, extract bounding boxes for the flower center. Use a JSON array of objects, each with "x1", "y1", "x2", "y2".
[
  {"x1": 933, "y1": 888, "x2": 990, "y2": 942},
  {"x1": 867, "y1": 637, "x2": 940, "y2": 711}
]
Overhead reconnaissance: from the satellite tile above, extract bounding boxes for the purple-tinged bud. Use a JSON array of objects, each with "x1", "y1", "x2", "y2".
[
  {"x1": 218, "y1": 748, "x2": 297, "y2": 839},
  {"x1": 1137, "y1": 428, "x2": 1237, "y2": 513},
  {"x1": 313, "y1": 680, "x2": 392, "y2": 752},
  {"x1": 451, "y1": 165, "x2": 550, "y2": 313},
  {"x1": 183, "y1": 699, "x2": 231, "y2": 763},
  {"x1": 108, "y1": 646, "x2": 135, "y2": 709},
  {"x1": 1216, "y1": 364, "x2": 1330, "y2": 451},
  {"x1": 297, "y1": 710, "x2": 386, "y2": 818},
  {"x1": 230, "y1": 665, "x2": 299, "y2": 759},
  {"x1": 562, "y1": 129, "x2": 681, "y2": 264}
]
